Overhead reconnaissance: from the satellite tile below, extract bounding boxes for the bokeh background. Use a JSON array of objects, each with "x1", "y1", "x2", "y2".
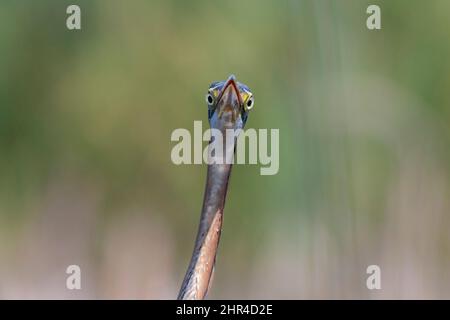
[{"x1": 1, "y1": 0, "x2": 449, "y2": 299}]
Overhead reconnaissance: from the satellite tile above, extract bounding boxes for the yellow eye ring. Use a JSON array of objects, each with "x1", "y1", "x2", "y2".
[{"x1": 245, "y1": 96, "x2": 254, "y2": 111}]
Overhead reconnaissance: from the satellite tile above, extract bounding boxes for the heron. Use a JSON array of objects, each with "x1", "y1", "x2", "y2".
[{"x1": 177, "y1": 75, "x2": 254, "y2": 300}]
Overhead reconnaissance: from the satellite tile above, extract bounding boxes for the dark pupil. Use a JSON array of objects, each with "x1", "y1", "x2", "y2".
[
  {"x1": 208, "y1": 95, "x2": 213, "y2": 103},
  {"x1": 247, "y1": 99, "x2": 252, "y2": 106}
]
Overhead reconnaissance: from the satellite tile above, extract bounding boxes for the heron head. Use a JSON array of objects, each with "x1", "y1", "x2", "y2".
[{"x1": 205, "y1": 75, "x2": 254, "y2": 131}]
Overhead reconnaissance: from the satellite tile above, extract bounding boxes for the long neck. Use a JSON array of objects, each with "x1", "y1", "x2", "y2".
[
  {"x1": 177, "y1": 163, "x2": 232, "y2": 300},
  {"x1": 178, "y1": 131, "x2": 235, "y2": 300}
]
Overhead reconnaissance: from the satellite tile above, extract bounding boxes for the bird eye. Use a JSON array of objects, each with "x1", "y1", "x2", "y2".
[
  {"x1": 206, "y1": 93, "x2": 214, "y2": 106},
  {"x1": 245, "y1": 96, "x2": 254, "y2": 110}
]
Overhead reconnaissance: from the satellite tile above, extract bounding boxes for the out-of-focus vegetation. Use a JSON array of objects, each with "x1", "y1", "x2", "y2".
[{"x1": 0, "y1": 0, "x2": 449, "y2": 298}]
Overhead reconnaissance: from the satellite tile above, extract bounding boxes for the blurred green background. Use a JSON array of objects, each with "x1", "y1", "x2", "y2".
[{"x1": 0, "y1": 0, "x2": 449, "y2": 299}]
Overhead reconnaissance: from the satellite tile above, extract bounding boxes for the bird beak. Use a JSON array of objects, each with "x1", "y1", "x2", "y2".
[{"x1": 216, "y1": 75, "x2": 242, "y2": 122}]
